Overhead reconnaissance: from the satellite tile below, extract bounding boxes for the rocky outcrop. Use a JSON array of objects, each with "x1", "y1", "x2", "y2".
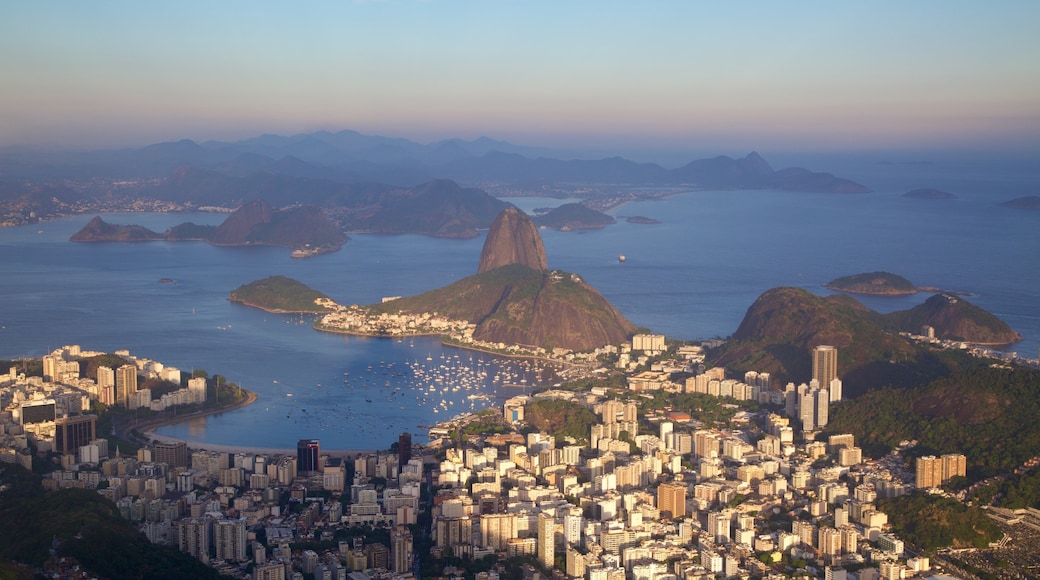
[
  {"x1": 210, "y1": 199, "x2": 273, "y2": 244},
  {"x1": 478, "y1": 207, "x2": 548, "y2": 273},
  {"x1": 373, "y1": 206, "x2": 634, "y2": 351}
]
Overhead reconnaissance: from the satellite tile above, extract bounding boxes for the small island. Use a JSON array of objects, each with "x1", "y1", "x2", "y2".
[
  {"x1": 624, "y1": 215, "x2": 661, "y2": 224},
  {"x1": 531, "y1": 203, "x2": 615, "y2": 230},
  {"x1": 1000, "y1": 195, "x2": 1040, "y2": 210},
  {"x1": 824, "y1": 271, "x2": 918, "y2": 295},
  {"x1": 229, "y1": 275, "x2": 333, "y2": 313},
  {"x1": 903, "y1": 188, "x2": 955, "y2": 200}
]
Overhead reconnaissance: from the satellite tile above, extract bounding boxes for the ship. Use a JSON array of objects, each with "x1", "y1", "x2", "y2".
[{"x1": 618, "y1": 254, "x2": 626, "y2": 263}]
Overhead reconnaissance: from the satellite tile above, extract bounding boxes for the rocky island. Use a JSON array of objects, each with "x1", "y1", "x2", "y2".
[
  {"x1": 70, "y1": 199, "x2": 347, "y2": 256},
  {"x1": 623, "y1": 215, "x2": 661, "y2": 224},
  {"x1": 1000, "y1": 195, "x2": 1040, "y2": 209},
  {"x1": 824, "y1": 271, "x2": 918, "y2": 295}
]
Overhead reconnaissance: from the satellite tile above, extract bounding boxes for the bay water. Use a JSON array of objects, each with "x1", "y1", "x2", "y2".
[{"x1": 0, "y1": 159, "x2": 1036, "y2": 451}]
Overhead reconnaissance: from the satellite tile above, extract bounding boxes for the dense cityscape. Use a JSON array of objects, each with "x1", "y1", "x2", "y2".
[{"x1": 3, "y1": 328, "x2": 1037, "y2": 580}]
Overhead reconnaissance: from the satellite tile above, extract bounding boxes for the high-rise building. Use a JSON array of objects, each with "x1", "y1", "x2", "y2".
[
  {"x1": 155, "y1": 441, "x2": 189, "y2": 468},
  {"x1": 812, "y1": 345, "x2": 838, "y2": 392},
  {"x1": 398, "y1": 432, "x2": 412, "y2": 467},
  {"x1": 178, "y1": 518, "x2": 211, "y2": 563},
  {"x1": 297, "y1": 439, "x2": 320, "y2": 474},
  {"x1": 97, "y1": 366, "x2": 115, "y2": 406},
  {"x1": 55, "y1": 414, "x2": 97, "y2": 455},
  {"x1": 537, "y1": 512, "x2": 555, "y2": 569},
  {"x1": 915, "y1": 456, "x2": 943, "y2": 488},
  {"x1": 657, "y1": 481, "x2": 686, "y2": 519},
  {"x1": 391, "y1": 526, "x2": 413, "y2": 574},
  {"x1": 215, "y1": 518, "x2": 247, "y2": 562},
  {"x1": 942, "y1": 453, "x2": 967, "y2": 481},
  {"x1": 116, "y1": 364, "x2": 138, "y2": 408},
  {"x1": 480, "y1": 513, "x2": 518, "y2": 550}
]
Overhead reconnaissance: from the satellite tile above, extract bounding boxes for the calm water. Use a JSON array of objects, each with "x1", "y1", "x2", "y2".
[{"x1": 1, "y1": 160, "x2": 1037, "y2": 450}]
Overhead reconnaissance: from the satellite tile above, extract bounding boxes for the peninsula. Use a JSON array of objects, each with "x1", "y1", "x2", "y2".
[{"x1": 228, "y1": 275, "x2": 333, "y2": 314}]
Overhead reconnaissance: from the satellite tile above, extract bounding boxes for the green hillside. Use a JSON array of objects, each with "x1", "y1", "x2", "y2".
[
  {"x1": 826, "y1": 366, "x2": 1040, "y2": 478},
  {"x1": 0, "y1": 465, "x2": 224, "y2": 580},
  {"x1": 229, "y1": 275, "x2": 332, "y2": 313},
  {"x1": 369, "y1": 264, "x2": 635, "y2": 352}
]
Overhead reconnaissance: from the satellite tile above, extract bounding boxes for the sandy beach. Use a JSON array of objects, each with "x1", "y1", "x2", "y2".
[{"x1": 142, "y1": 430, "x2": 374, "y2": 459}]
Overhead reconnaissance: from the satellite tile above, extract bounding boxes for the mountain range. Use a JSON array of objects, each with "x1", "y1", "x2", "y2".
[{"x1": 0, "y1": 129, "x2": 869, "y2": 193}]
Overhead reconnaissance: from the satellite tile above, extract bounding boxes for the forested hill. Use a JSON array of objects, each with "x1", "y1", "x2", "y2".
[{"x1": 826, "y1": 366, "x2": 1040, "y2": 479}]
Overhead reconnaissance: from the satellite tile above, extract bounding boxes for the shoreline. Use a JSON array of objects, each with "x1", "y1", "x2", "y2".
[
  {"x1": 314, "y1": 323, "x2": 581, "y2": 368},
  {"x1": 130, "y1": 389, "x2": 259, "y2": 440},
  {"x1": 135, "y1": 390, "x2": 376, "y2": 458},
  {"x1": 142, "y1": 430, "x2": 375, "y2": 459}
]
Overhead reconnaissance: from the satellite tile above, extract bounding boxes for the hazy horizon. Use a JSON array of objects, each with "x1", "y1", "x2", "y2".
[{"x1": 2, "y1": 2, "x2": 1038, "y2": 157}]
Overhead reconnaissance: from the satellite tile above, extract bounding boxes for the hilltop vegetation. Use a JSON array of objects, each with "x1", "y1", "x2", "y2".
[
  {"x1": 826, "y1": 367, "x2": 1040, "y2": 477},
  {"x1": 886, "y1": 293, "x2": 1021, "y2": 344},
  {"x1": 230, "y1": 275, "x2": 332, "y2": 313},
  {"x1": 370, "y1": 264, "x2": 636, "y2": 352},
  {"x1": 0, "y1": 465, "x2": 223, "y2": 579},
  {"x1": 709, "y1": 287, "x2": 1013, "y2": 396},
  {"x1": 523, "y1": 399, "x2": 599, "y2": 443},
  {"x1": 878, "y1": 494, "x2": 1001, "y2": 552}
]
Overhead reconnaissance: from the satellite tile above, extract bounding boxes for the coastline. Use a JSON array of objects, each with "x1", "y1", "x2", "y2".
[
  {"x1": 143, "y1": 430, "x2": 374, "y2": 459},
  {"x1": 314, "y1": 322, "x2": 582, "y2": 368},
  {"x1": 130, "y1": 389, "x2": 258, "y2": 445},
  {"x1": 135, "y1": 390, "x2": 375, "y2": 458}
]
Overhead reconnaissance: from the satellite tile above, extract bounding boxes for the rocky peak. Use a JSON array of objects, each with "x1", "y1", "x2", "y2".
[
  {"x1": 477, "y1": 207, "x2": 548, "y2": 274},
  {"x1": 211, "y1": 199, "x2": 273, "y2": 244}
]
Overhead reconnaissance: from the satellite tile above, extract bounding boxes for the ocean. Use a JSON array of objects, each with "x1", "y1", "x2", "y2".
[{"x1": 1, "y1": 156, "x2": 1037, "y2": 450}]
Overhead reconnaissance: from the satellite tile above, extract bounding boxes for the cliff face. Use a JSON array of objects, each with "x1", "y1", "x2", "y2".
[
  {"x1": 210, "y1": 199, "x2": 273, "y2": 244},
  {"x1": 478, "y1": 207, "x2": 548, "y2": 273}
]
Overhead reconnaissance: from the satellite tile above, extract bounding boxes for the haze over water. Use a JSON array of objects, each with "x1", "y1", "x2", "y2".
[{"x1": 0, "y1": 158, "x2": 1036, "y2": 450}]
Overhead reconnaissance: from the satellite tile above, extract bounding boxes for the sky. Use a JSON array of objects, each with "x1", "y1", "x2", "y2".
[{"x1": 1, "y1": 1, "x2": 1038, "y2": 155}]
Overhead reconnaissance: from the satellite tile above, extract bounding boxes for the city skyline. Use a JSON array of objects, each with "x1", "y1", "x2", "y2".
[{"x1": 2, "y1": 2, "x2": 1038, "y2": 155}]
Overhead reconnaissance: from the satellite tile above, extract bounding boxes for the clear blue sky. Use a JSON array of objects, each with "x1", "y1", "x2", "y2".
[{"x1": 2, "y1": 1, "x2": 1038, "y2": 153}]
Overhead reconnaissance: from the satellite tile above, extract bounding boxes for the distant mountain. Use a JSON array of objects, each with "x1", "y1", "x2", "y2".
[
  {"x1": 0, "y1": 129, "x2": 871, "y2": 195},
  {"x1": 0, "y1": 183, "x2": 85, "y2": 225},
  {"x1": 532, "y1": 203, "x2": 615, "y2": 231},
  {"x1": 710, "y1": 287, "x2": 987, "y2": 397},
  {"x1": 372, "y1": 208, "x2": 636, "y2": 351},
  {"x1": 341, "y1": 179, "x2": 512, "y2": 239},
  {"x1": 1000, "y1": 195, "x2": 1040, "y2": 209}
]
